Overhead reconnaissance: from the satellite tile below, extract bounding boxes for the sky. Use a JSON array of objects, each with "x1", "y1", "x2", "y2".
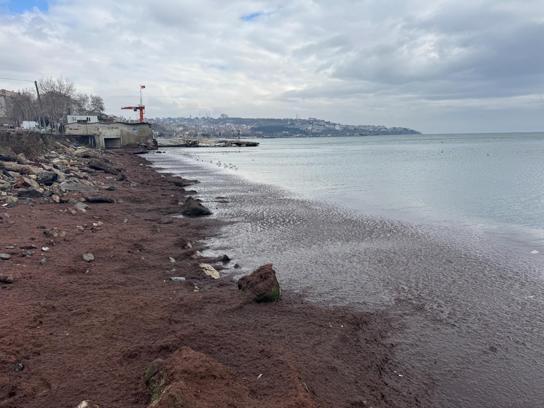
[{"x1": 0, "y1": 0, "x2": 543, "y2": 133}]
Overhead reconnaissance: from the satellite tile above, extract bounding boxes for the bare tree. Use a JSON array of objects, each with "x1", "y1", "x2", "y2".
[
  {"x1": 89, "y1": 95, "x2": 105, "y2": 113},
  {"x1": 38, "y1": 78, "x2": 76, "y2": 128},
  {"x1": 6, "y1": 91, "x2": 37, "y2": 126}
]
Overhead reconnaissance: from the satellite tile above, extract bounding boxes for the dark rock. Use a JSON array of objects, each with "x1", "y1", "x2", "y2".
[
  {"x1": 0, "y1": 275, "x2": 14, "y2": 284},
  {"x1": 171, "y1": 177, "x2": 199, "y2": 187},
  {"x1": 16, "y1": 188, "x2": 43, "y2": 198},
  {"x1": 180, "y1": 197, "x2": 212, "y2": 217},
  {"x1": 220, "y1": 254, "x2": 231, "y2": 263},
  {"x1": 36, "y1": 171, "x2": 58, "y2": 186},
  {"x1": 88, "y1": 159, "x2": 119, "y2": 175},
  {"x1": 116, "y1": 173, "x2": 127, "y2": 181},
  {"x1": 237, "y1": 263, "x2": 281, "y2": 303},
  {"x1": 84, "y1": 196, "x2": 115, "y2": 204}
]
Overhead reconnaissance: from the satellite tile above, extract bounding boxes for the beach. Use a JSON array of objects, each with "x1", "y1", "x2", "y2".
[
  {"x1": 148, "y1": 136, "x2": 544, "y2": 408},
  {"x1": 0, "y1": 147, "x2": 429, "y2": 407}
]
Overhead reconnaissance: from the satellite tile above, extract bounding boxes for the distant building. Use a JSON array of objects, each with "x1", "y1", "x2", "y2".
[{"x1": 65, "y1": 121, "x2": 155, "y2": 149}]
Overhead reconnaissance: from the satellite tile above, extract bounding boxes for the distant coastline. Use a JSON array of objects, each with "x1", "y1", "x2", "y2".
[{"x1": 149, "y1": 116, "x2": 420, "y2": 139}]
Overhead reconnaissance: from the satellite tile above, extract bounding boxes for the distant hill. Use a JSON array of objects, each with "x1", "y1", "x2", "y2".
[{"x1": 149, "y1": 116, "x2": 420, "y2": 138}]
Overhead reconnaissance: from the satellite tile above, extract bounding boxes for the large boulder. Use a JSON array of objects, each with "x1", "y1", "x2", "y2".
[
  {"x1": 237, "y1": 263, "x2": 281, "y2": 303},
  {"x1": 87, "y1": 158, "x2": 119, "y2": 175},
  {"x1": 180, "y1": 197, "x2": 211, "y2": 217}
]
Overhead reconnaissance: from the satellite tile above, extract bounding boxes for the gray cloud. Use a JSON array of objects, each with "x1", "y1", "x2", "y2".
[{"x1": 0, "y1": 0, "x2": 542, "y2": 133}]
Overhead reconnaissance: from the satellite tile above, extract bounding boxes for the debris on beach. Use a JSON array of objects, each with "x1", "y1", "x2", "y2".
[{"x1": 237, "y1": 263, "x2": 281, "y2": 303}]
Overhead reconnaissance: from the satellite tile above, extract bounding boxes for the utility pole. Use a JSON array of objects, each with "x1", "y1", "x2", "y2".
[{"x1": 34, "y1": 80, "x2": 44, "y2": 129}]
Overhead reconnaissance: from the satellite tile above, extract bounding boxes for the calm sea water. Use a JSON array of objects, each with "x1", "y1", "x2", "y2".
[
  {"x1": 182, "y1": 133, "x2": 544, "y2": 247},
  {"x1": 148, "y1": 132, "x2": 544, "y2": 408}
]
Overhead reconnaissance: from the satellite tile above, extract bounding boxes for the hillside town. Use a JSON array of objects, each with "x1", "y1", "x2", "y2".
[{"x1": 150, "y1": 115, "x2": 420, "y2": 139}]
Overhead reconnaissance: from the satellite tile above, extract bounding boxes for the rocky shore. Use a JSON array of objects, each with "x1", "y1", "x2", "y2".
[{"x1": 0, "y1": 137, "x2": 429, "y2": 407}]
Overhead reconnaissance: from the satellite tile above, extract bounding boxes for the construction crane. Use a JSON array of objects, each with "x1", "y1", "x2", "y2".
[{"x1": 121, "y1": 85, "x2": 146, "y2": 123}]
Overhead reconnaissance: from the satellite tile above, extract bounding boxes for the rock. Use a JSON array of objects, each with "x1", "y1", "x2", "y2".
[
  {"x1": 82, "y1": 253, "x2": 95, "y2": 262},
  {"x1": 22, "y1": 176, "x2": 41, "y2": 190},
  {"x1": 199, "y1": 263, "x2": 220, "y2": 279},
  {"x1": 170, "y1": 177, "x2": 199, "y2": 187},
  {"x1": 84, "y1": 196, "x2": 114, "y2": 204},
  {"x1": 220, "y1": 254, "x2": 231, "y2": 263},
  {"x1": 0, "y1": 275, "x2": 14, "y2": 284},
  {"x1": 0, "y1": 161, "x2": 41, "y2": 175},
  {"x1": 74, "y1": 202, "x2": 89, "y2": 213},
  {"x1": 16, "y1": 153, "x2": 31, "y2": 165},
  {"x1": 237, "y1": 263, "x2": 281, "y2": 303},
  {"x1": 0, "y1": 253, "x2": 11, "y2": 260},
  {"x1": 36, "y1": 171, "x2": 58, "y2": 186},
  {"x1": 0, "y1": 147, "x2": 17, "y2": 162},
  {"x1": 5, "y1": 196, "x2": 18, "y2": 206},
  {"x1": 75, "y1": 149, "x2": 100, "y2": 159},
  {"x1": 180, "y1": 197, "x2": 212, "y2": 217},
  {"x1": 88, "y1": 158, "x2": 119, "y2": 175},
  {"x1": 16, "y1": 188, "x2": 43, "y2": 198},
  {"x1": 51, "y1": 194, "x2": 61, "y2": 203},
  {"x1": 169, "y1": 277, "x2": 186, "y2": 282}
]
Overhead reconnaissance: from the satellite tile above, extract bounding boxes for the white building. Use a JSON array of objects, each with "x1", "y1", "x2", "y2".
[{"x1": 66, "y1": 115, "x2": 99, "y2": 124}]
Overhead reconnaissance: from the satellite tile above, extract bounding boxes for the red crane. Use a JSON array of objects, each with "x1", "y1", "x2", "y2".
[{"x1": 121, "y1": 85, "x2": 146, "y2": 123}]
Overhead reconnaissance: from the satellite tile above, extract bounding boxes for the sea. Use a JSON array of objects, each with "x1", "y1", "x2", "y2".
[{"x1": 147, "y1": 133, "x2": 544, "y2": 408}]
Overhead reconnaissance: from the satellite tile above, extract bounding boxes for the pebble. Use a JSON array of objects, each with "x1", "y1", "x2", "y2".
[
  {"x1": 0, "y1": 253, "x2": 12, "y2": 260},
  {"x1": 82, "y1": 253, "x2": 95, "y2": 262}
]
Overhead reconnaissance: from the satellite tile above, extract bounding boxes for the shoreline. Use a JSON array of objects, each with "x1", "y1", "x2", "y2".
[
  {"x1": 0, "y1": 147, "x2": 429, "y2": 407},
  {"x1": 147, "y1": 148, "x2": 544, "y2": 408}
]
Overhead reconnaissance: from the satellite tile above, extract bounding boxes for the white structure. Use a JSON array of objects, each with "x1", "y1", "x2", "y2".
[
  {"x1": 66, "y1": 115, "x2": 99, "y2": 124},
  {"x1": 21, "y1": 121, "x2": 39, "y2": 130}
]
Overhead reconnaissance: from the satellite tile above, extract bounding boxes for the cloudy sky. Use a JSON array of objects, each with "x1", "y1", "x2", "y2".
[{"x1": 0, "y1": 0, "x2": 543, "y2": 133}]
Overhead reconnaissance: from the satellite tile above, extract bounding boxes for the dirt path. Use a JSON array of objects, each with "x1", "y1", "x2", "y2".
[{"x1": 0, "y1": 151, "x2": 429, "y2": 408}]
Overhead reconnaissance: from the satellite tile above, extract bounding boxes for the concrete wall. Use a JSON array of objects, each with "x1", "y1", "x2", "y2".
[{"x1": 65, "y1": 122, "x2": 153, "y2": 149}]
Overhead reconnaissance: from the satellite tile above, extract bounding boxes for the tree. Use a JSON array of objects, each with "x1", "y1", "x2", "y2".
[
  {"x1": 38, "y1": 78, "x2": 76, "y2": 128},
  {"x1": 6, "y1": 91, "x2": 37, "y2": 126},
  {"x1": 89, "y1": 95, "x2": 105, "y2": 113}
]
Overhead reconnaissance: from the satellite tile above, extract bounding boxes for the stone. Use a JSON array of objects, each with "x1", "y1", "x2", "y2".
[
  {"x1": 237, "y1": 263, "x2": 281, "y2": 303},
  {"x1": 84, "y1": 196, "x2": 114, "y2": 204},
  {"x1": 180, "y1": 197, "x2": 212, "y2": 217},
  {"x1": 5, "y1": 196, "x2": 18, "y2": 206},
  {"x1": 16, "y1": 188, "x2": 43, "y2": 198},
  {"x1": 51, "y1": 194, "x2": 61, "y2": 203},
  {"x1": 0, "y1": 275, "x2": 14, "y2": 284},
  {"x1": 88, "y1": 158, "x2": 119, "y2": 175},
  {"x1": 0, "y1": 253, "x2": 12, "y2": 261},
  {"x1": 36, "y1": 171, "x2": 58, "y2": 186},
  {"x1": 82, "y1": 253, "x2": 95, "y2": 262},
  {"x1": 169, "y1": 277, "x2": 186, "y2": 282},
  {"x1": 199, "y1": 263, "x2": 220, "y2": 279},
  {"x1": 74, "y1": 202, "x2": 88, "y2": 213},
  {"x1": 0, "y1": 146, "x2": 17, "y2": 162}
]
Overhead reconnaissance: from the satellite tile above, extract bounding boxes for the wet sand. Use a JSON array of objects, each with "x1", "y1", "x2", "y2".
[
  {"x1": 148, "y1": 150, "x2": 544, "y2": 408},
  {"x1": 0, "y1": 150, "x2": 429, "y2": 407}
]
